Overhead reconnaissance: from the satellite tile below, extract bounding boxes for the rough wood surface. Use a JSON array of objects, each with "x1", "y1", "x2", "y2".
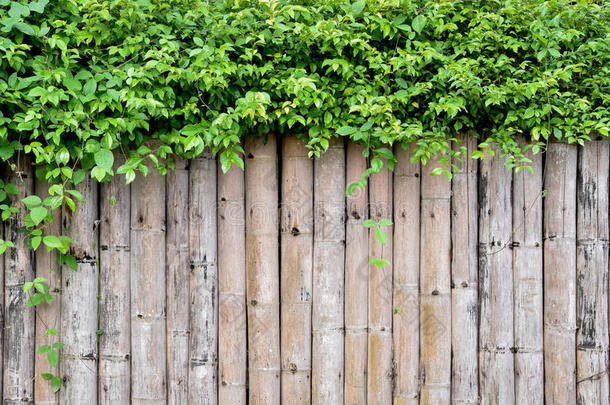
[
  {"x1": 60, "y1": 174, "x2": 98, "y2": 405},
  {"x1": 312, "y1": 137, "x2": 345, "y2": 404},
  {"x1": 280, "y1": 137, "x2": 313, "y2": 404},
  {"x1": 218, "y1": 163, "x2": 247, "y2": 405},
  {"x1": 130, "y1": 169, "x2": 166, "y2": 404},
  {"x1": 0, "y1": 187, "x2": 3, "y2": 402},
  {"x1": 543, "y1": 141, "x2": 577, "y2": 404},
  {"x1": 166, "y1": 158, "x2": 189, "y2": 405},
  {"x1": 512, "y1": 137, "x2": 544, "y2": 405},
  {"x1": 344, "y1": 142, "x2": 369, "y2": 404},
  {"x1": 188, "y1": 151, "x2": 218, "y2": 405},
  {"x1": 576, "y1": 139, "x2": 609, "y2": 405},
  {"x1": 245, "y1": 135, "x2": 280, "y2": 404},
  {"x1": 450, "y1": 134, "x2": 478, "y2": 404}
]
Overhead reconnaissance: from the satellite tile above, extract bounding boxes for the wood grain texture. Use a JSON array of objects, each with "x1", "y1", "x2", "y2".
[
  {"x1": 543, "y1": 141, "x2": 577, "y2": 404},
  {"x1": 312, "y1": 137, "x2": 345, "y2": 404},
  {"x1": 0, "y1": 184, "x2": 3, "y2": 403}
]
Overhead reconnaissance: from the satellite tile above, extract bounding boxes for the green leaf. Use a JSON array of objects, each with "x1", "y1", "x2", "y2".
[
  {"x1": 62, "y1": 255, "x2": 78, "y2": 271},
  {"x1": 51, "y1": 376, "x2": 62, "y2": 392},
  {"x1": 22, "y1": 195, "x2": 42, "y2": 208},
  {"x1": 27, "y1": 293, "x2": 44, "y2": 307},
  {"x1": 336, "y1": 126, "x2": 356, "y2": 135},
  {"x1": 52, "y1": 342, "x2": 65, "y2": 349},
  {"x1": 91, "y1": 166, "x2": 107, "y2": 182},
  {"x1": 94, "y1": 149, "x2": 114, "y2": 171},
  {"x1": 375, "y1": 227, "x2": 387, "y2": 245},
  {"x1": 83, "y1": 78, "x2": 97, "y2": 96},
  {"x1": 8, "y1": 1, "x2": 30, "y2": 18},
  {"x1": 30, "y1": 206, "x2": 48, "y2": 225},
  {"x1": 43, "y1": 235, "x2": 63, "y2": 250},
  {"x1": 363, "y1": 219, "x2": 376, "y2": 228},
  {"x1": 412, "y1": 15, "x2": 427, "y2": 34},
  {"x1": 5, "y1": 184, "x2": 18, "y2": 194},
  {"x1": 66, "y1": 190, "x2": 84, "y2": 202},
  {"x1": 378, "y1": 219, "x2": 392, "y2": 227},
  {"x1": 47, "y1": 350, "x2": 59, "y2": 367},
  {"x1": 369, "y1": 258, "x2": 390, "y2": 269},
  {"x1": 37, "y1": 345, "x2": 50, "y2": 354},
  {"x1": 350, "y1": 0, "x2": 365, "y2": 16}
]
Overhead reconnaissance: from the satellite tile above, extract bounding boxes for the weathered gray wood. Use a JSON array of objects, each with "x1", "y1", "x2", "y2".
[
  {"x1": 512, "y1": 137, "x2": 544, "y2": 405},
  {"x1": 245, "y1": 135, "x2": 280, "y2": 404},
  {"x1": 3, "y1": 159, "x2": 35, "y2": 404},
  {"x1": 130, "y1": 169, "x2": 166, "y2": 404},
  {"x1": 312, "y1": 137, "x2": 345, "y2": 404},
  {"x1": 166, "y1": 158, "x2": 189, "y2": 405},
  {"x1": 218, "y1": 163, "x2": 247, "y2": 405},
  {"x1": 543, "y1": 141, "x2": 577, "y2": 403},
  {"x1": 392, "y1": 143, "x2": 420, "y2": 405},
  {"x1": 576, "y1": 139, "x2": 609, "y2": 404},
  {"x1": 60, "y1": 174, "x2": 98, "y2": 405},
  {"x1": 344, "y1": 142, "x2": 369, "y2": 404},
  {"x1": 280, "y1": 137, "x2": 313, "y2": 403},
  {"x1": 0, "y1": 184, "x2": 3, "y2": 403},
  {"x1": 367, "y1": 164, "x2": 393, "y2": 405},
  {"x1": 188, "y1": 151, "x2": 218, "y2": 405},
  {"x1": 420, "y1": 160, "x2": 452, "y2": 404},
  {"x1": 450, "y1": 134, "x2": 478, "y2": 404}
]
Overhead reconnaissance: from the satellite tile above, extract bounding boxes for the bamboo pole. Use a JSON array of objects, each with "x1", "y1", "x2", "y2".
[
  {"x1": 280, "y1": 137, "x2": 313, "y2": 403},
  {"x1": 188, "y1": 151, "x2": 218, "y2": 404},
  {"x1": 450, "y1": 133, "x2": 478, "y2": 404},
  {"x1": 3, "y1": 158, "x2": 35, "y2": 404},
  {"x1": 130, "y1": 168, "x2": 166, "y2": 404},
  {"x1": 166, "y1": 158, "x2": 189, "y2": 405},
  {"x1": 420, "y1": 159, "x2": 451, "y2": 404},
  {"x1": 245, "y1": 135, "x2": 280, "y2": 404},
  {"x1": 344, "y1": 142, "x2": 369, "y2": 404},
  {"x1": 367, "y1": 163, "x2": 393, "y2": 405},
  {"x1": 576, "y1": 139, "x2": 609, "y2": 404},
  {"x1": 392, "y1": 143, "x2": 420, "y2": 405},
  {"x1": 312, "y1": 137, "x2": 345, "y2": 403},
  {"x1": 60, "y1": 174, "x2": 98, "y2": 405},
  {"x1": 543, "y1": 141, "x2": 577, "y2": 403},
  {"x1": 512, "y1": 137, "x2": 544, "y2": 404},
  {"x1": 34, "y1": 178, "x2": 61, "y2": 405},
  {"x1": 218, "y1": 163, "x2": 247, "y2": 404}
]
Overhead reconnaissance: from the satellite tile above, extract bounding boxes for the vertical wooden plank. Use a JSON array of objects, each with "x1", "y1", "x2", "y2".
[
  {"x1": 130, "y1": 169, "x2": 166, "y2": 404},
  {"x1": 34, "y1": 178, "x2": 61, "y2": 405},
  {"x1": 312, "y1": 137, "x2": 345, "y2": 403},
  {"x1": 393, "y1": 143, "x2": 420, "y2": 405},
  {"x1": 60, "y1": 174, "x2": 98, "y2": 405},
  {"x1": 3, "y1": 159, "x2": 35, "y2": 404},
  {"x1": 280, "y1": 137, "x2": 313, "y2": 403},
  {"x1": 0, "y1": 178, "x2": 3, "y2": 404},
  {"x1": 218, "y1": 164, "x2": 247, "y2": 404},
  {"x1": 344, "y1": 142, "x2": 369, "y2": 404},
  {"x1": 188, "y1": 151, "x2": 218, "y2": 405},
  {"x1": 543, "y1": 141, "x2": 577, "y2": 404},
  {"x1": 367, "y1": 163, "x2": 393, "y2": 405},
  {"x1": 450, "y1": 134, "x2": 478, "y2": 404},
  {"x1": 245, "y1": 135, "x2": 280, "y2": 404},
  {"x1": 512, "y1": 137, "x2": 544, "y2": 404},
  {"x1": 576, "y1": 139, "x2": 609, "y2": 404},
  {"x1": 166, "y1": 158, "x2": 189, "y2": 405}
]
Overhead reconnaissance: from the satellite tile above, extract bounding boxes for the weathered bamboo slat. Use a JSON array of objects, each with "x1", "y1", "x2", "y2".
[
  {"x1": 245, "y1": 135, "x2": 280, "y2": 404},
  {"x1": 130, "y1": 169, "x2": 166, "y2": 404},
  {"x1": 312, "y1": 138, "x2": 345, "y2": 403},
  {"x1": 576, "y1": 139, "x2": 609, "y2": 404},
  {"x1": 419, "y1": 160, "x2": 452, "y2": 404},
  {"x1": 450, "y1": 134, "x2": 478, "y2": 404},
  {"x1": 218, "y1": 163, "x2": 247, "y2": 404},
  {"x1": 3, "y1": 159, "x2": 35, "y2": 404},
  {"x1": 166, "y1": 158, "x2": 189, "y2": 405},
  {"x1": 188, "y1": 151, "x2": 218, "y2": 404},
  {"x1": 60, "y1": 174, "x2": 98, "y2": 405},
  {"x1": 344, "y1": 143, "x2": 369, "y2": 404},
  {"x1": 280, "y1": 137, "x2": 313, "y2": 404},
  {"x1": 512, "y1": 137, "x2": 544, "y2": 404},
  {"x1": 543, "y1": 141, "x2": 577, "y2": 403}
]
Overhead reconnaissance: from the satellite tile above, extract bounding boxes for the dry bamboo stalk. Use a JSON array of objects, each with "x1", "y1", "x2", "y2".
[
  {"x1": 60, "y1": 174, "x2": 98, "y2": 405},
  {"x1": 344, "y1": 142, "x2": 369, "y2": 404},
  {"x1": 280, "y1": 137, "x2": 313, "y2": 404},
  {"x1": 188, "y1": 151, "x2": 218, "y2": 404},
  {"x1": 312, "y1": 137, "x2": 345, "y2": 404},
  {"x1": 166, "y1": 158, "x2": 189, "y2": 405},
  {"x1": 450, "y1": 134, "x2": 478, "y2": 404},
  {"x1": 218, "y1": 163, "x2": 247, "y2": 404},
  {"x1": 392, "y1": 143, "x2": 420, "y2": 405},
  {"x1": 543, "y1": 141, "x2": 577, "y2": 403},
  {"x1": 34, "y1": 178, "x2": 61, "y2": 405},
  {"x1": 3, "y1": 159, "x2": 35, "y2": 404},
  {"x1": 130, "y1": 168, "x2": 166, "y2": 404},
  {"x1": 512, "y1": 136, "x2": 544, "y2": 404},
  {"x1": 576, "y1": 139, "x2": 609, "y2": 404},
  {"x1": 367, "y1": 163, "x2": 393, "y2": 405},
  {"x1": 245, "y1": 135, "x2": 280, "y2": 404},
  {"x1": 420, "y1": 160, "x2": 451, "y2": 404}
]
